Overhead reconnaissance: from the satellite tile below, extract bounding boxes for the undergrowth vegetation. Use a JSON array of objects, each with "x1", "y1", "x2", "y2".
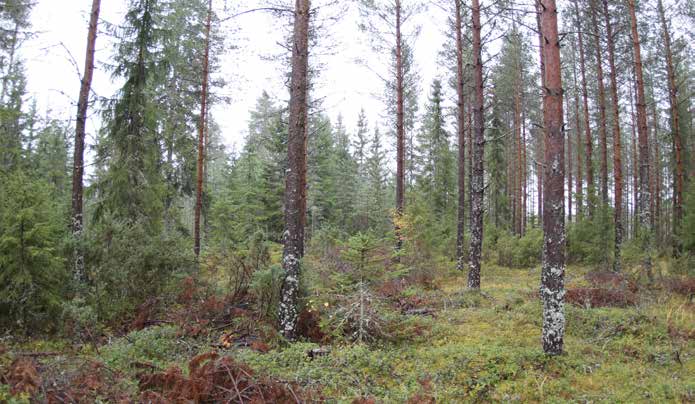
[{"x1": 2, "y1": 238, "x2": 694, "y2": 402}]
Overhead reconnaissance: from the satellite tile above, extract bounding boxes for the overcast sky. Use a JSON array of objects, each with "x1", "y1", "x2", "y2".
[{"x1": 21, "y1": 0, "x2": 450, "y2": 153}]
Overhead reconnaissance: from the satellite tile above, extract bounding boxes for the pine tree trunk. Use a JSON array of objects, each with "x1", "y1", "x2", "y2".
[
  {"x1": 573, "y1": 0, "x2": 593, "y2": 217},
  {"x1": 468, "y1": 0, "x2": 484, "y2": 290},
  {"x1": 539, "y1": 0, "x2": 566, "y2": 356},
  {"x1": 590, "y1": 0, "x2": 608, "y2": 206},
  {"x1": 455, "y1": 0, "x2": 466, "y2": 271},
  {"x1": 657, "y1": 0, "x2": 684, "y2": 243},
  {"x1": 603, "y1": 0, "x2": 623, "y2": 272},
  {"x1": 572, "y1": 44, "x2": 583, "y2": 220},
  {"x1": 71, "y1": 0, "x2": 101, "y2": 284},
  {"x1": 536, "y1": 2, "x2": 545, "y2": 229},
  {"x1": 652, "y1": 100, "x2": 661, "y2": 244},
  {"x1": 280, "y1": 0, "x2": 310, "y2": 341},
  {"x1": 194, "y1": 0, "x2": 212, "y2": 258},
  {"x1": 395, "y1": 0, "x2": 405, "y2": 253},
  {"x1": 522, "y1": 107, "x2": 528, "y2": 234},
  {"x1": 567, "y1": 107, "x2": 573, "y2": 224},
  {"x1": 628, "y1": 0, "x2": 652, "y2": 279},
  {"x1": 514, "y1": 75, "x2": 522, "y2": 235}
]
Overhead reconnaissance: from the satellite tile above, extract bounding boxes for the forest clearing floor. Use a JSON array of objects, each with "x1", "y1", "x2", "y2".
[{"x1": 2, "y1": 264, "x2": 694, "y2": 402}]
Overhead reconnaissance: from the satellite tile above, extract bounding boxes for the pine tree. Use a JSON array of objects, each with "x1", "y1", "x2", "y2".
[
  {"x1": 280, "y1": 0, "x2": 311, "y2": 341},
  {"x1": 539, "y1": 0, "x2": 566, "y2": 356}
]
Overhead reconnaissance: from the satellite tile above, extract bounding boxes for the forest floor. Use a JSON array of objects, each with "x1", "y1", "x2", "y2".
[{"x1": 2, "y1": 264, "x2": 694, "y2": 402}]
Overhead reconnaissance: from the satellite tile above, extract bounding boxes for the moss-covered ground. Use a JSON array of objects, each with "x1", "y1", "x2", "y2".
[{"x1": 2, "y1": 264, "x2": 694, "y2": 402}]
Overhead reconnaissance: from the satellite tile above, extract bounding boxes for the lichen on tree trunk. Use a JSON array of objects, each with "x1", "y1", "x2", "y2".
[{"x1": 279, "y1": 0, "x2": 311, "y2": 341}]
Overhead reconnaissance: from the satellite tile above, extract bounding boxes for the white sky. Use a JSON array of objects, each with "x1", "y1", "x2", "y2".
[{"x1": 21, "y1": 0, "x2": 448, "y2": 152}]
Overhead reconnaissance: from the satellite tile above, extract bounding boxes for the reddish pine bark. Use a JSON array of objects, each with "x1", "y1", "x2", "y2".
[
  {"x1": 536, "y1": 2, "x2": 545, "y2": 227},
  {"x1": 657, "y1": 0, "x2": 684, "y2": 238},
  {"x1": 455, "y1": 0, "x2": 466, "y2": 271},
  {"x1": 468, "y1": 0, "x2": 484, "y2": 290},
  {"x1": 603, "y1": 0, "x2": 623, "y2": 272},
  {"x1": 71, "y1": 0, "x2": 101, "y2": 283},
  {"x1": 194, "y1": 0, "x2": 212, "y2": 258},
  {"x1": 280, "y1": 0, "x2": 311, "y2": 341},
  {"x1": 590, "y1": 0, "x2": 608, "y2": 206},
  {"x1": 539, "y1": 0, "x2": 566, "y2": 356}
]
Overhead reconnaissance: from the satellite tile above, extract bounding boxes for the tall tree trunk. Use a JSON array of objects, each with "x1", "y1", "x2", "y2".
[
  {"x1": 572, "y1": 43, "x2": 583, "y2": 220},
  {"x1": 280, "y1": 0, "x2": 310, "y2": 341},
  {"x1": 468, "y1": 0, "x2": 484, "y2": 290},
  {"x1": 628, "y1": 0, "x2": 652, "y2": 279},
  {"x1": 652, "y1": 99, "x2": 661, "y2": 245},
  {"x1": 455, "y1": 0, "x2": 466, "y2": 271},
  {"x1": 535, "y1": 2, "x2": 545, "y2": 228},
  {"x1": 573, "y1": 0, "x2": 593, "y2": 217},
  {"x1": 522, "y1": 106, "x2": 528, "y2": 234},
  {"x1": 629, "y1": 80, "x2": 638, "y2": 238},
  {"x1": 539, "y1": 0, "x2": 566, "y2": 356},
  {"x1": 590, "y1": 0, "x2": 608, "y2": 206},
  {"x1": 657, "y1": 0, "x2": 684, "y2": 244},
  {"x1": 603, "y1": 0, "x2": 623, "y2": 272},
  {"x1": 566, "y1": 106, "x2": 573, "y2": 223},
  {"x1": 71, "y1": 0, "x2": 101, "y2": 284},
  {"x1": 194, "y1": 0, "x2": 212, "y2": 258},
  {"x1": 395, "y1": 0, "x2": 405, "y2": 253},
  {"x1": 514, "y1": 72, "x2": 523, "y2": 235}
]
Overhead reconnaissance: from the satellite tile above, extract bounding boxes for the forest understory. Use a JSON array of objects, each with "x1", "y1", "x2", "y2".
[{"x1": 2, "y1": 249, "x2": 694, "y2": 403}]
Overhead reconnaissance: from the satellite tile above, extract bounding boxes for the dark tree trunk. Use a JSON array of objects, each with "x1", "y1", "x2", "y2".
[
  {"x1": 628, "y1": 0, "x2": 652, "y2": 279},
  {"x1": 522, "y1": 106, "x2": 528, "y2": 234},
  {"x1": 572, "y1": 44, "x2": 583, "y2": 220},
  {"x1": 657, "y1": 0, "x2": 684, "y2": 243},
  {"x1": 539, "y1": 0, "x2": 566, "y2": 356},
  {"x1": 603, "y1": 0, "x2": 623, "y2": 272},
  {"x1": 455, "y1": 0, "x2": 466, "y2": 271},
  {"x1": 194, "y1": 0, "x2": 212, "y2": 258},
  {"x1": 280, "y1": 0, "x2": 310, "y2": 341},
  {"x1": 590, "y1": 0, "x2": 608, "y2": 206},
  {"x1": 395, "y1": 0, "x2": 405, "y2": 253},
  {"x1": 573, "y1": 0, "x2": 593, "y2": 217},
  {"x1": 468, "y1": 0, "x2": 484, "y2": 290},
  {"x1": 71, "y1": 0, "x2": 101, "y2": 284},
  {"x1": 567, "y1": 106, "x2": 573, "y2": 224},
  {"x1": 652, "y1": 100, "x2": 662, "y2": 244},
  {"x1": 514, "y1": 71, "x2": 522, "y2": 235}
]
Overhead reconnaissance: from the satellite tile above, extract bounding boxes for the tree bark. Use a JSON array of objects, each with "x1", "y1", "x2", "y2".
[
  {"x1": 468, "y1": 0, "x2": 484, "y2": 290},
  {"x1": 535, "y1": 2, "x2": 545, "y2": 228},
  {"x1": 589, "y1": 0, "x2": 608, "y2": 206},
  {"x1": 514, "y1": 66, "x2": 523, "y2": 235},
  {"x1": 455, "y1": 0, "x2": 466, "y2": 271},
  {"x1": 395, "y1": 0, "x2": 405, "y2": 253},
  {"x1": 567, "y1": 102, "x2": 573, "y2": 224},
  {"x1": 602, "y1": 0, "x2": 623, "y2": 272},
  {"x1": 657, "y1": 0, "x2": 684, "y2": 242},
  {"x1": 573, "y1": 0, "x2": 593, "y2": 217},
  {"x1": 194, "y1": 0, "x2": 212, "y2": 258},
  {"x1": 280, "y1": 0, "x2": 310, "y2": 341},
  {"x1": 628, "y1": 0, "x2": 650, "y2": 238},
  {"x1": 539, "y1": 0, "x2": 566, "y2": 356},
  {"x1": 571, "y1": 42, "x2": 582, "y2": 220},
  {"x1": 652, "y1": 99, "x2": 661, "y2": 244},
  {"x1": 71, "y1": 0, "x2": 101, "y2": 284}
]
